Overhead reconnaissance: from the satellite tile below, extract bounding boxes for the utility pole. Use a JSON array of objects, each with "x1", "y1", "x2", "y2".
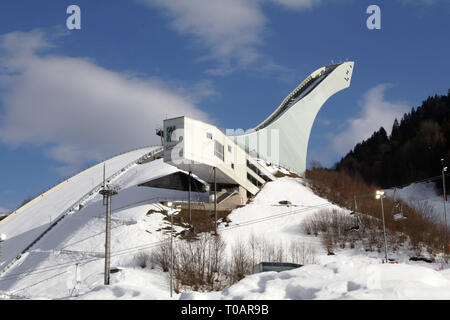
[
  {"x1": 99, "y1": 165, "x2": 118, "y2": 286},
  {"x1": 0, "y1": 234, "x2": 6, "y2": 263},
  {"x1": 188, "y1": 171, "x2": 192, "y2": 225},
  {"x1": 165, "y1": 203, "x2": 179, "y2": 298},
  {"x1": 170, "y1": 211, "x2": 174, "y2": 298},
  {"x1": 376, "y1": 190, "x2": 388, "y2": 263},
  {"x1": 214, "y1": 167, "x2": 217, "y2": 234},
  {"x1": 441, "y1": 158, "x2": 448, "y2": 255}
]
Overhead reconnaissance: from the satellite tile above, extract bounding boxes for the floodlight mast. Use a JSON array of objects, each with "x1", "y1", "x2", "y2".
[
  {"x1": 99, "y1": 176, "x2": 118, "y2": 285},
  {"x1": 165, "y1": 202, "x2": 181, "y2": 298},
  {"x1": 441, "y1": 159, "x2": 448, "y2": 256},
  {"x1": 376, "y1": 190, "x2": 388, "y2": 263},
  {"x1": 0, "y1": 234, "x2": 6, "y2": 262}
]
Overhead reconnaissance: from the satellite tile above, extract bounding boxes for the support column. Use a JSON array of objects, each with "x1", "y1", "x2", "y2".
[
  {"x1": 189, "y1": 171, "x2": 192, "y2": 225},
  {"x1": 214, "y1": 167, "x2": 217, "y2": 234},
  {"x1": 104, "y1": 194, "x2": 111, "y2": 285}
]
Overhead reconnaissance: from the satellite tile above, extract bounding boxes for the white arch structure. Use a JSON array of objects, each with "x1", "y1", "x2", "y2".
[{"x1": 230, "y1": 61, "x2": 354, "y2": 175}]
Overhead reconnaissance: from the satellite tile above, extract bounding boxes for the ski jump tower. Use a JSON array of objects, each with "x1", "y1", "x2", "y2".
[
  {"x1": 230, "y1": 61, "x2": 354, "y2": 175},
  {"x1": 162, "y1": 62, "x2": 354, "y2": 203}
]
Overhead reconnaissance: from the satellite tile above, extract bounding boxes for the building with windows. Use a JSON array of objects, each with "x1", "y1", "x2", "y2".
[
  {"x1": 160, "y1": 62, "x2": 354, "y2": 205},
  {"x1": 163, "y1": 116, "x2": 276, "y2": 205}
]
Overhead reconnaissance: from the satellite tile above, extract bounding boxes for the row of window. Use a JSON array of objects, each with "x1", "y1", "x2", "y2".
[
  {"x1": 246, "y1": 160, "x2": 271, "y2": 183},
  {"x1": 214, "y1": 140, "x2": 224, "y2": 161},
  {"x1": 207, "y1": 132, "x2": 233, "y2": 162},
  {"x1": 247, "y1": 173, "x2": 262, "y2": 187},
  {"x1": 207, "y1": 132, "x2": 269, "y2": 187}
]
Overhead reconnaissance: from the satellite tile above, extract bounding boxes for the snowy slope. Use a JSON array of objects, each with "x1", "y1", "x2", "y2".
[
  {"x1": 0, "y1": 146, "x2": 160, "y2": 272},
  {"x1": 180, "y1": 251, "x2": 450, "y2": 300},
  {"x1": 0, "y1": 157, "x2": 211, "y2": 299},
  {"x1": 385, "y1": 182, "x2": 449, "y2": 226},
  {"x1": 1, "y1": 157, "x2": 450, "y2": 300},
  {"x1": 218, "y1": 177, "x2": 339, "y2": 253}
]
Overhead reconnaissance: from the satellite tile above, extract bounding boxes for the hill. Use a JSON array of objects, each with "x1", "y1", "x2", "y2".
[
  {"x1": 335, "y1": 90, "x2": 450, "y2": 191},
  {"x1": 1, "y1": 154, "x2": 449, "y2": 300}
]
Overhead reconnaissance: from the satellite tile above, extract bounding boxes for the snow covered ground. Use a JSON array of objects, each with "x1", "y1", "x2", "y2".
[
  {"x1": 0, "y1": 157, "x2": 200, "y2": 299},
  {"x1": 0, "y1": 146, "x2": 161, "y2": 272},
  {"x1": 385, "y1": 182, "x2": 449, "y2": 226},
  {"x1": 181, "y1": 250, "x2": 450, "y2": 300},
  {"x1": 1, "y1": 155, "x2": 450, "y2": 300}
]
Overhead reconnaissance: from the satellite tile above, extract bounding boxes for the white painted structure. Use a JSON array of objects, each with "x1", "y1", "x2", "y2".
[
  {"x1": 230, "y1": 62, "x2": 354, "y2": 175},
  {"x1": 163, "y1": 116, "x2": 275, "y2": 197},
  {"x1": 0, "y1": 146, "x2": 162, "y2": 273}
]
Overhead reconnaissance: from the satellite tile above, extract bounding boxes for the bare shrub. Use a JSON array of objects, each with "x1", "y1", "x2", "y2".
[
  {"x1": 305, "y1": 168, "x2": 446, "y2": 259},
  {"x1": 157, "y1": 232, "x2": 318, "y2": 292},
  {"x1": 322, "y1": 232, "x2": 335, "y2": 255},
  {"x1": 160, "y1": 233, "x2": 228, "y2": 291},
  {"x1": 134, "y1": 251, "x2": 150, "y2": 269},
  {"x1": 288, "y1": 240, "x2": 317, "y2": 264},
  {"x1": 230, "y1": 239, "x2": 252, "y2": 284},
  {"x1": 245, "y1": 233, "x2": 318, "y2": 269},
  {"x1": 151, "y1": 240, "x2": 170, "y2": 272}
]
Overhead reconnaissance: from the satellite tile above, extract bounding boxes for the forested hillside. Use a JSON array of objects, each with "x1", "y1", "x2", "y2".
[{"x1": 335, "y1": 90, "x2": 450, "y2": 191}]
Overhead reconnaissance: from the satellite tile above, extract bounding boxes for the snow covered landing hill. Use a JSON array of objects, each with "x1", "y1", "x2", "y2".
[
  {"x1": 181, "y1": 251, "x2": 450, "y2": 300},
  {"x1": 1, "y1": 153, "x2": 450, "y2": 300}
]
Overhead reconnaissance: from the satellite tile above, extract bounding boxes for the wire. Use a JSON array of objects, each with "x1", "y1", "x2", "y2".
[
  {"x1": 1, "y1": 170, "x2": 447, "y2": 285},
  {"x1": 10, "y1": 270, "x2": 69, "y2": 295},
  {"x1": 0, "y1": 201, "x2": 335, "y2": 282}
]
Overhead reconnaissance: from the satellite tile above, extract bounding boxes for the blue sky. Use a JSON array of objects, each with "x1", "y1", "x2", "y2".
[{"x1": 0, "y1": 0, "x2": 449, "y2": 210}]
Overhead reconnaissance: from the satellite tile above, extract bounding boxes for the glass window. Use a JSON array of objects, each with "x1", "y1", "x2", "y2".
[{"x1": 214, "y1": 140, "x2": 224, "y2": 161}]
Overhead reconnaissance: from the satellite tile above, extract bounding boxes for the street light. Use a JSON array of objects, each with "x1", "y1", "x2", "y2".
[
  {"x1": 441, "y1": 159, "x2": 448, "y2": 256},
  {"x1": 165, "y1": 202, "x2": 180, "y2": 298},
  {"x1": 0, "y1": 234, "x2": 6, "y2": 262},
  {"x1": 375, "y1": 190, "x2": 389, "y2": 263}
]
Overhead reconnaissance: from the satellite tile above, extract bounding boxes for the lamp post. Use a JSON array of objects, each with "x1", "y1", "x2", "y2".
[
  {"x1": 0, "y1": 234, "x2": 6, "y2": 262},
  {"x1": 376, "y1": 190, "x2": 388, "y2": 263},
  {"x1": 441, "y1": 159, "x2": 448, "y2": 255},
  {"x1": 165, "y1": 202, "x2": 180, "y2": 298},
  {"x1": 99, "y1": 186, "x2": 118, "y2": 285}
]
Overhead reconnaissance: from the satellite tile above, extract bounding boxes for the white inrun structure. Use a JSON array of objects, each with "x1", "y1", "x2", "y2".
[{"x1": 230, "y1": 62, "x2": 354, "y2": 175}]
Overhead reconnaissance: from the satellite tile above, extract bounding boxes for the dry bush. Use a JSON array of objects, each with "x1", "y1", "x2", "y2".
[
  {"x1": 230, "y1": 239, "x2": 252, "y2": 284},
  {"x1": 151, "y1": 233, "x2": 318, "y2": 292},
  {"x1": 288, "y1": 240, "x2": 317, "y2": 264},
  {"x1": 151, "y1": 240, "x2": 170, "y2": 272},
  {"x1": 134, "y1": 251, "x2": 151, "y2": 269},
  {"x1": 247, "y1": 233, "x2": 317, "y2": 267},
  {"x1": 152, "y1": 233, "x2": 227, "y2": 291},
  {"x1": 304, "y1": 168, "x2": 448, "y2": 257}
]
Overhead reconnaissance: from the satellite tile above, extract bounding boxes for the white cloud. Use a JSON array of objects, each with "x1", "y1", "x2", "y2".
[
  {"x1": 138, "y1": 0, "x2": 320, "y2": 73},
  {"x1": 332, "y1": 84, "x2": 409, "y2": 154},
  {"x1": 270, "y1": 0, "x2": 321, "y2": 10},
  {"x1": 139, "y1": 0, "x2": 266, "y2": 67},
  {"x1": 400, "y1": 0, "x2": 439, "y2": 5},
  {"x1": 0, "y1": 30, "x2": 211, "y2": 175},
  {"x1": 0, "y1": 207, "x2": 9, "y2": 213}
]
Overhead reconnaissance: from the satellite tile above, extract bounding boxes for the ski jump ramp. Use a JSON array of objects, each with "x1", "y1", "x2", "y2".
[
  {"x1": 0, "y1": 146, "x2": 162, "y2": 273},
  {"x1": 231, "y1": 62, "x2": 354, "y2": 176}
]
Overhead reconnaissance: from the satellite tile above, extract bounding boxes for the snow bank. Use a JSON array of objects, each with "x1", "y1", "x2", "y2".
[
  {"x1": 181, "y1": 252, "x2": 450, "y2": 300},
  {"x1": 385, "y1": 182, "x2": 449, "y2": 226},
  {"x1": 2, "y1": 155, "x2": 449, "y2": 300}
]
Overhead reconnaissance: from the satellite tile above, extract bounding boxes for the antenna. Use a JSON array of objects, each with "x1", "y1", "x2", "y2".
[{"x1": 102, "y1": 163, "x2": 107, "y2": 206}]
